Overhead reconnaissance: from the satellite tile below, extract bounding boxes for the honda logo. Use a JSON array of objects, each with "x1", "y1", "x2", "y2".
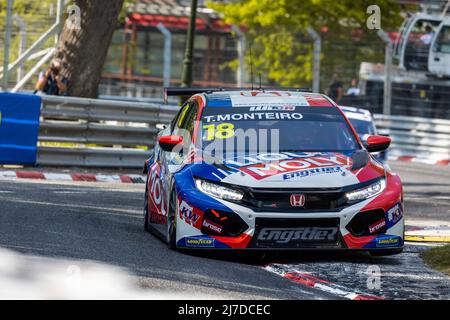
[{"x1": 290, "y1": 194, "x2": 306, "y2": 207}]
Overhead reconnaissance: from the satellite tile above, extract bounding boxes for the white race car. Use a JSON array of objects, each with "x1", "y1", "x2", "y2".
[{"x1": 142, "y1": 89, "x2": 404, "y2": 256}]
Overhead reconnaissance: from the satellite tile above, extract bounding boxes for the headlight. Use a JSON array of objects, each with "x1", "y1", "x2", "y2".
[
  {"x1": 345, "y1": 178, "x2": 386, "y2": 201},
  {"x1": 195, "y1": 179, "x2": 244, "y2": 201}
]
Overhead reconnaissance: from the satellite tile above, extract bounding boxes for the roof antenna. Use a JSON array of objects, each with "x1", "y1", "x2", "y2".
[{"x1": 249, "y1": 42, "x2": 254, "y2": 90}]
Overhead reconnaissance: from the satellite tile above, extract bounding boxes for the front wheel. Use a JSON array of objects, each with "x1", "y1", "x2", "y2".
[{"x1": 167, "y1": 188, "x2": 178, "y2": 250}]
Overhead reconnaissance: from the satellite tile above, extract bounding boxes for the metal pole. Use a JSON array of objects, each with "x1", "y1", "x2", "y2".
[
  {"x1": 14, "y1": 15, "x2": 27, "y2": 83},
  {"x1": 2, "y1": 0, "x2": 14, "y2": 91},
  {"x1": 181, "y1": 0, "x2": 198, "y2": 89},
  {"x1": 377, "y1": 29, "x2": 393, "y2": 115},
  {"x1": 232, "y1": 25, "x2": 245, "y2": 88},
  {"x1": 55, "y1": 0, "x2": 64, "y2": 44},
  {"x1": 157, "y1": 23, "x2": 172, "y2": 88},
  {"x1": 307, "y1": 27, "x2": 321, "y2": 93}
]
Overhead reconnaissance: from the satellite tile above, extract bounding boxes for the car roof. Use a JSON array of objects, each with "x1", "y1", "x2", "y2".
[
  {"x1": 200, "y1": 90, "x2": 336, "y2": 108},
  {"x1": 340, "y1": 106, "x2": 373, "y2": 122}
]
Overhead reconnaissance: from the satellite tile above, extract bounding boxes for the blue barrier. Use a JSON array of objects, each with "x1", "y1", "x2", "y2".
[{"x1": 0, "y1": 93, "x2": 41, "y2": 165}]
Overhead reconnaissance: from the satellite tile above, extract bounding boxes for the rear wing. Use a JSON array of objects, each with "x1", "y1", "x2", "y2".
[{"x1": 163, "y1": 87, "x2": 312, "y2": 104}]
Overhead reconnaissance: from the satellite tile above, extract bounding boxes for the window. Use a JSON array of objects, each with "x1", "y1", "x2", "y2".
[
  {"x1": 434, "y1": 26, "x2": 450, "y2": 54},
  {"x1": 172, "y1": 102, "x2": 199, "y2": 141}
]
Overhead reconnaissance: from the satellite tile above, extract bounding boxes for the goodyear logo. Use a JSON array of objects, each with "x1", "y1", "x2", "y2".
[
  {"x1": 185, "y1": 238, "x2": 214, "y2": 248},
  {"x1": 376, "y1": 236, "x2": 400, "y2": 248}
]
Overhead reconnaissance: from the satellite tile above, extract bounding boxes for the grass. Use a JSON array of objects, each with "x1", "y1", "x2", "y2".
[{"x1": 422, "y1": 245, "x2": 450, "y2": 276}]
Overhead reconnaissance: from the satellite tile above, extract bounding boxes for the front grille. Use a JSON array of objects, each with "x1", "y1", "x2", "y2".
[
  {"x1": 242, "y1": 188, "x2": 348, "y2": 212},
  {"x1": 249, "y1": 218, "x2": 344, "y2": 249}
]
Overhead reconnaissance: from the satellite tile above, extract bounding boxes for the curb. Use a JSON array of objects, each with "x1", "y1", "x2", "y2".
[
  {"x1": 0, "y1": 170, "x2": 146, "y2": 184},
  {"x1": 389, "y1": 155, "x2": 450, "y2": 166},
  {"x1": 264, "y1": 264, "x2": 384, "y2": 300},
  {"x1": 405, "y1": 225, "x2": 450, "y2": 243}
]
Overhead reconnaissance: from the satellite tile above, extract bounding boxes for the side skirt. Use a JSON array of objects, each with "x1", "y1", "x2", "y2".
[{"x1": 147, "y1": 219, "x2": 168, "y2": 244}]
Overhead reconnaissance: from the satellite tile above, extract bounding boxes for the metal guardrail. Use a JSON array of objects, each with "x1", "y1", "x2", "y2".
[
  {"x1": 37, "y1": 95, "x2": 450, "y2": 168},
  {"x1": 374, "y1": 114, "x2": 450, "y2": 159},
  {"x1": 38, "y1": 95, "x2": 179, "y2": 168}
]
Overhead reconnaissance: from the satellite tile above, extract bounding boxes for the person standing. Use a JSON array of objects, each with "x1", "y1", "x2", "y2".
[
  {"x1": 420, "y1": 25, "x2": 435, "y2": 46},
  {"x1": 326, "y1": 73, "x2": 344, "y2": 104},
  {"x1": 35, "y1": 59, "x2": 68, "y2": 96},
  {"x1": 346, "y1": 79, "x2": 361, "y2": 96}
]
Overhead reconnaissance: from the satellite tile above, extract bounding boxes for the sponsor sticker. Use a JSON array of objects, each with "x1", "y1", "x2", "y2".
[
  {"x1": 149, "y1": 213, "x2": 167, "y2": 224},
  {"x1": 230, "y1": 92, "x2": 310, "y2": 107},
  {"x1": 375, "y1": 236, "x2": 401, "y2": 248},
  {"x1": 179, "y1": 200, "x2": 200, "y2": 225},
  {"x1": 203, "y1": 112, "x2": 303, "y2": 123},
  {"x1": 202, "y1": 219, "x2": 223, "y2": 234},
  {"x1": 387, "y1": 203, "x2": 403, "y2": 227},
  {"x1": 369, "y1": 219, "x2": 386, "y2": 234},
  {"x1": 185, "y1": 237, "x2": 215, "y2": 248},
  {"x1": 257, "y1": 227, "x2": 338, "y2": 244},
  {"x1": 249, "y1": 105, "x2": 296, "y2": 111},
  {"x1": 239, "y1": 154, "x2": 350, "y2": 180},
  {"x1": 283, "y1": 166, "x2": 342, "y2": 180}
]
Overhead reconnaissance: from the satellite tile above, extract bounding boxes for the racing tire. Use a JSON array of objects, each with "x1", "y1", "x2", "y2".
[
  {"x1": 143, "y1": 185, "x2": 150, "y2": 232},
  {"x1": 369, "y1": 248, "x2": 403, "y2": 256},
  {"x1": 167, "y1": 188, "x2": 178, "y2": 250}
]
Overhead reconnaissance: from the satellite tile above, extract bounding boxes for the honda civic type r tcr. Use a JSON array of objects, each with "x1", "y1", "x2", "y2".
[{"x1": 143, "y1": 89, "x2": 404, "y2": 256}]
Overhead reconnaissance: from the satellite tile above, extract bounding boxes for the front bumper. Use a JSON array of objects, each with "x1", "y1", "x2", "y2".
[{"x1": 175, "y1": 188, "x2": 405, "y2": 251}]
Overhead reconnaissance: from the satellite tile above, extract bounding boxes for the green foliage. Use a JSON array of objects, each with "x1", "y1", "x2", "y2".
[
  {"x1": 209, "y1": 0, "x2": 402, "y2": 88},
  {"x1": 0, "y1": 0, "x2": 59, "y2": 88},
  {"x1": 422, "y1": 245, "x2": 450, "y2": 276}
]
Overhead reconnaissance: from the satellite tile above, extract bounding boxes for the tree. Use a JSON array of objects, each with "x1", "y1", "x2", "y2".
[
  {"x1": 208, "y1": 0, "x2": 402, "y2": 88},
  {"x1": 56, "y1": 0, "x2": 124, "y2": 97}
]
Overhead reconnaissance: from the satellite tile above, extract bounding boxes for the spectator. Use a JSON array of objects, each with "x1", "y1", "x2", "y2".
[
  {"x1": 35, "y1": 59, "x2": 68, "y2": 96},
  {"x1": 326, "y1": 73, "x2": 344, "y2": 104},
  {"x1": 346, "y1": 79, "x2": 360, "y2": 96},
  {"x1": 420, "y1": 25, "x2": 435, "y2": 46}
]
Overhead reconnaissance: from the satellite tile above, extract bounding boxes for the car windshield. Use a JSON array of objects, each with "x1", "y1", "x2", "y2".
[
  {"x1": 347, "y1": 118, "x2": 376, "y2": 137},
  {"x1": 198, "y1": 106, "x2": 360, "y2": 153}
]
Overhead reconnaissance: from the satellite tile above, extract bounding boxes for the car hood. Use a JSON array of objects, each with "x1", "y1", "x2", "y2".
[{"x1": 190, "y1": 150, "x2": 385, "y2": 189}]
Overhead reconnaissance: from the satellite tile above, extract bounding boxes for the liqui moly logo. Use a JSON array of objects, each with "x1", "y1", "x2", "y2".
[{"x1": 237, "y1": 153, "x2": 351, "y2": 180}]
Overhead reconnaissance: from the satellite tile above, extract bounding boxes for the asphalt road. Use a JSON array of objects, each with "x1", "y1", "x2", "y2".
[
  {"x1": 0, "y1": 160, "x2": 449, "y2": 299},
  {"x1": 389, "y1": 161, "x2": 450, "y2": 222}
]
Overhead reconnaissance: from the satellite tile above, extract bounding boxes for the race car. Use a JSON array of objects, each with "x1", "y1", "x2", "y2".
[
  {"x1": 143, "y1": 89, "x2": 404, "y2": 256},
  {"x1": 340, "y1": 106, "x2": 387, "y2": 163}
]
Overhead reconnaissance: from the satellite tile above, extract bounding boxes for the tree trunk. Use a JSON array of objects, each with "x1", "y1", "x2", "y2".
[{"x1": 56, "y1": 0, "x2": 124, "y2": 98}]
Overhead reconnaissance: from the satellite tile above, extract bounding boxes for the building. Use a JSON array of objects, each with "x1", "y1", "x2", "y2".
[{"x1": 100, "y1": 0, "x2": 243, "y2": 98}]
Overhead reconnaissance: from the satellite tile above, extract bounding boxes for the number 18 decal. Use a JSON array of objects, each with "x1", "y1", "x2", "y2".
[{"x1": 202, "y1": 123, "x2": 235, "y2": 141}]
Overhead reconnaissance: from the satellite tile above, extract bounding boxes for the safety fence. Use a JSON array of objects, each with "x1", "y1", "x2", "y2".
[
  {"x1": 374, "y1": 114, "x2": 450, "y2": 161},
  {"x1": 2, "y1": 93, "x2": 450, "y2": 168},
  {"x1": 38, "y1": 95, "x2": 179, "y2": 168},
  {"x1": 38, "y1": 96, "x2": 450, "y2": 167}
]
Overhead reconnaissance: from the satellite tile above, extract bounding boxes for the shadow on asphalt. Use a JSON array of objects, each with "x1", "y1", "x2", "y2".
[{"x1": 182, "y1": 249, "x2": 401, "y2": 266}]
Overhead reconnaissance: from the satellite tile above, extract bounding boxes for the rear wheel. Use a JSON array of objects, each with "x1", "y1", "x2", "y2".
[
  {"x1": 167, "y1": 188, "x2": 178, "y2": 250},
  {"x1": 369, "y1": 248, "x2": 403, "y2": 256}
]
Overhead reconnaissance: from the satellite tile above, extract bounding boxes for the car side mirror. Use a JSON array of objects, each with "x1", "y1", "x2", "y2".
[
  {"x1": 158, "y1": 135, "x2": 183, "y2": 152},
  {"x1": 363, "y1": 135, "x2": 391, "y2": 153}
]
